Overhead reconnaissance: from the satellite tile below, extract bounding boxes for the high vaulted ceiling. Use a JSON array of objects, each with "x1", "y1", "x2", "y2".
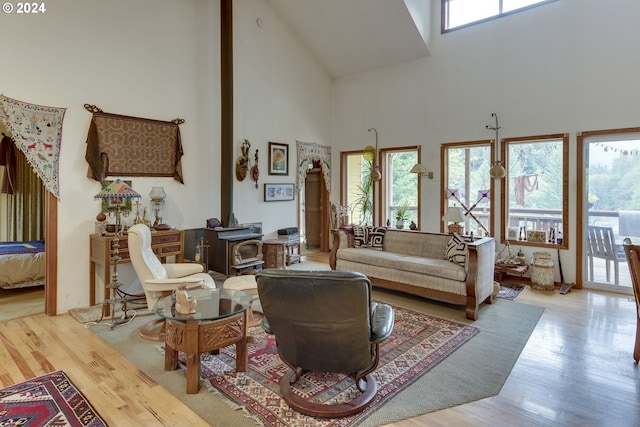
[{"x1": 267, "y1": 0, "x2": 432, "y2": 79}]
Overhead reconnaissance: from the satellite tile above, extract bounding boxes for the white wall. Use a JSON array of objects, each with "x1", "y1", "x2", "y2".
[
  {"x1": 331, "y1": 0, "x2": 640, "y2": 284},
  {"x1": 232, "y1": 0, "x2": 333, "y2": 239},
  {"x1": 1, "y1": 0, "x2": 220, "y2": 312}
]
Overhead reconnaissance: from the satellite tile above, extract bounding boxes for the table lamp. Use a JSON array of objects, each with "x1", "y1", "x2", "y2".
[
  {"x1": 94, "y1": 179, "x2": 141, "y2": 328},
  {"x1": 442, "y1": 206, "x2": 465, "y2": 234}
]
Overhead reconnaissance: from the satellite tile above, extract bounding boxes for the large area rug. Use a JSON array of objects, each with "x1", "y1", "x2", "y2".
[
  {"x1": 195, "y1": 304, "x2": 479, "y2": 426},
  {"x1": 89, "y1": 290, "x2": 544, "y2": 427},
  {"x1": 0, "y1": 371, "x2": 107, "y2": 427}
]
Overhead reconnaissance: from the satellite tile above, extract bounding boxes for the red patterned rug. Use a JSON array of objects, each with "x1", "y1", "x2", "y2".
[
  {"x1": 0, "y1": 371, "x2": 107, "y2": 427},
  {"x1": 498, "y1": 282, "x2": 526, "y2": 301},
  {"x1": 196, "y1": 304, "x2": 479, "y2": 426}
]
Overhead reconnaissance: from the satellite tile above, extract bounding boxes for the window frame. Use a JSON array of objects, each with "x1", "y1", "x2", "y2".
[
  {"x1": 441, "y1": 0, "x2": 556, "y2": 33},
  {"x1": 500, "y1": 133, "x2": 569, "y2": 250},
  {"x1": 441, "y1": 139, "x2": 495, "y2": 236},
  {"x1": 379, "y1": 145, "x2": 421, "y2": 229}
]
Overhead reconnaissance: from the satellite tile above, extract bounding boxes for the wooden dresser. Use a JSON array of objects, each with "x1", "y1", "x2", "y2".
[{"x1": 89, "y1": 228, "x2": 184, "y2": 306}]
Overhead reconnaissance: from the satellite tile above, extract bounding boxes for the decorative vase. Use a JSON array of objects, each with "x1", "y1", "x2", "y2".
[
  {"x1": 396, "y1": 220, "x2": 405, "y2": 229},
  {"x1": 531, "y1": 251, "x2": 555, "y2": 291}
]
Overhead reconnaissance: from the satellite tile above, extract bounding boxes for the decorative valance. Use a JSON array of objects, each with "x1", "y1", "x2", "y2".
[
  {"x1": 84, "y1": 104, "x2": 185, "y2": 183},
  {"x1": 296, "y1": 140, "x2": 331, "y2": 192},
  {"x1": 0, "y1": 94, "x2": 66, "y2": 198}
]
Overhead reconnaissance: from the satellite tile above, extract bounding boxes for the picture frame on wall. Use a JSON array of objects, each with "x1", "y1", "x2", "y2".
[
  {"x1": 264, "y1": 183, "x2": 295, "y2": 202},
  {"x1": 268, "y1": 142, "x2": 289, "y2": 175}
]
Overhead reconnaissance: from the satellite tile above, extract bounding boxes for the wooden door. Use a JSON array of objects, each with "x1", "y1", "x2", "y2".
[{"x1": 304, "y1": 169, "x2": 329, "y2": 251}]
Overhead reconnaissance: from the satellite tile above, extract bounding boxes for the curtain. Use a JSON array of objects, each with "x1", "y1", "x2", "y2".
[{"x1": 1, "y1": 141, "x2": 45, "y2": 241}]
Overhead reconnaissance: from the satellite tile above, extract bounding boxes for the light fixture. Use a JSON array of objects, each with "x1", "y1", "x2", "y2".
[
  {"x1": 410, "y1": 163, "x2": 434, "y2": 179},
  {"x1": 366, "y1": 127, "x2": 382, "y2": 181},
  {"x1": 149, "y1": 186, "x2": 170, "y2": 230},
  {"x1": 486, "y1": 113, "x2": 506, "y2": 179},
  {"x1": 441, "y1": 206, "x2": 465, "y2": 234},
  {"x1": 94, "y1": 179, "x2": 141, "y2": 328}
]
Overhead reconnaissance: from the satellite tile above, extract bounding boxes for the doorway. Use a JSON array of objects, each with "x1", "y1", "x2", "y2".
[
  {"x1": 303, "y1": 168, "x2": 330, "y2": 252},
  {"x1": 580, "y1": 129, "x2": 640, "y2": 295}
]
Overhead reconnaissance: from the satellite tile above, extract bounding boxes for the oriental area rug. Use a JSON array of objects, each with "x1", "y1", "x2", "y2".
[
  {"x1": 497, "y1": 282, "x2": 527, "y2": 301},
  {"x1": 187, "y1": 304, "x2": 480, "y2": 427},
  {"x1": 0, "y1": 371, "x2": 107, "y2": 427}
]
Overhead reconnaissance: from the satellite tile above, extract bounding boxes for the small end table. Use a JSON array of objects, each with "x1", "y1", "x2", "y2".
[
  {"x1": 494, "y1": 263, "x2": 529, "y2": 282},
  {"x1": 154, "y1": 288, "x2": 253, "y2": 394}
]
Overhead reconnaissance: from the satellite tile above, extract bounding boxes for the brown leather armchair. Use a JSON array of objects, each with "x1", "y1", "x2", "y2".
[{"x1": 256, "y1": 269, "x2": 394, "y2": 417}]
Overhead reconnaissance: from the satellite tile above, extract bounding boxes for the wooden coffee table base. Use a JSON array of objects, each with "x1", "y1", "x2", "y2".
[{"x1": 163, "y1": 310, "x2": 248, "y2": 394}]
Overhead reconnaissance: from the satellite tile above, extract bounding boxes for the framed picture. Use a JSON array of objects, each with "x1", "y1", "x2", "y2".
[
  {"x1": 526, "y1": 230, "x2": 547, "y2": 243},
  {"x1": 264, "y1": 183, "x2": 295, "y2": 202},
  {"x1": 268, "y1": 142, "x2": 289, "y2": 175},
  {"x1": 507, "y1": 227, "x2": 519, "y2": 240},
  {"x1": 100, "y1": 180, "x2": 133, "y2": 213}
]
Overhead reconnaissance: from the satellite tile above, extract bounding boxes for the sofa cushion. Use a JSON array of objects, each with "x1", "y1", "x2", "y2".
[
  {"x1": 367, "y1": 226, "x2": 386, "y2": 250},
  {"x1": 353, "y1": 225, "x2": 369, "y2": 248},
  {"x1": 337, "y1": 248, "x2": 466, "y2": 282},
  {"x1": 445, "y1": 232, "x2": 471, "y2": 267}
]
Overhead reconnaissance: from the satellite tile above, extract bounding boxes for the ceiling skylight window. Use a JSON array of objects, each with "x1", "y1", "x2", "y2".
[{"x1": 442, "y1": 0, "x2": 553, "y2": 32}]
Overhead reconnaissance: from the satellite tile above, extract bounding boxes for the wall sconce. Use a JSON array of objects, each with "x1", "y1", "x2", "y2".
[
  {"x1": 410, "y1": 163, "x2": 434, "y2": 179},
  {"x1": 149, "y1": 186, "x2": 170, "y2": 230},
  {"x1": 364, "y1": 127, "x2": 382, "y2": 181},
  {"x1": 442, "y1": 206, "x2": 465, "y2": 234}
]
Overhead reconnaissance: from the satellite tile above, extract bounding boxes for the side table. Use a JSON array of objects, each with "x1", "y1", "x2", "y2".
[
  {"x1": 155, "y1": 288, "x2": 253, "y2": 394},
  {"x1": 494, "y1": 263, "x2": 529, "y2": 282},
  {"x1": 262, "y1": 239, "x2": 287, "y2": 269}
]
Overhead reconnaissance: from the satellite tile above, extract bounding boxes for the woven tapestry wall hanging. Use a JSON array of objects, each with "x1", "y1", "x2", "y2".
[
  {"x1": 0, "y1": 94, "x2": 66, "y2": 199},
  {"x1": 84, "y1": 104, "x2": 185, "y2": 183}
]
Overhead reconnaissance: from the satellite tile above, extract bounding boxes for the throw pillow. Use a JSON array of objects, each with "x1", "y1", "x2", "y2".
[
  {"x1": 341, "y1": 226, "x2": 355, "y2": 248},
  {"x1": 367, "y1": 226, "x2": 386, "y2": 250},
  {"x1": 352, "y1": 225, "x2": 369, "y2": 248},
  {"x1": 445, "y1": 232, "x2": 471, "y2": 266}
]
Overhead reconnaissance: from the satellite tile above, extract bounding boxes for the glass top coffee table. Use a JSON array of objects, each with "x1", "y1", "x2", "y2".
[{"x1": 154, "y1": 288, "x2": 253, "y2": 394}]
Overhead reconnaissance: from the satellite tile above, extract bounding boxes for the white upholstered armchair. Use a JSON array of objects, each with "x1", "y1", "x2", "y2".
[{"x1": 128, "y1": 224, "x2": 216, "y2": 312}]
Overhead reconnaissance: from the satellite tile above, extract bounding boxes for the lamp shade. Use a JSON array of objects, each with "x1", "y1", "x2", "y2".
[
  {"x1": 149, "y1": 186, "x2": 167, "y2": 200},
  {"x1": 442, "y1": 206, "x2": 465, "y2": 223},
  {"x1": 410, "y1": 163, "x2": 428, "y2": 174},
  {"x1": 94, "y1": 179, "x2": 141, "y2": 200}
]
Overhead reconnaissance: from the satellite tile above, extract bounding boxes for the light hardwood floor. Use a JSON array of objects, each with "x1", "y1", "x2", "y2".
[{"x1": 1, "y1": 250, "x2": 638, "y2": 426}]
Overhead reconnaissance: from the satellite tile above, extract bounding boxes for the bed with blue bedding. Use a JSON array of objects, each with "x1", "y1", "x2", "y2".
[{"x1": 0, "y1": 240, "x2": 45, "y2": 289}]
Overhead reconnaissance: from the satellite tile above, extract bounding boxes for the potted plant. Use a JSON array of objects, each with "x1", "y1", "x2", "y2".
[{"x1": 395, "y1": 201, "x2": 410, "y2": 229}]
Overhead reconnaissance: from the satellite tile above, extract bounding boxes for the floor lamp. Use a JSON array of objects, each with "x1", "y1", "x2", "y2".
[{"x1": 94, "y1": 179, "x2": 141, "y2": 328}]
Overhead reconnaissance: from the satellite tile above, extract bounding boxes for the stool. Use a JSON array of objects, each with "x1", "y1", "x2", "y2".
[{"x1": 223, "y1": 275, "x2": 262, "y2": 328}]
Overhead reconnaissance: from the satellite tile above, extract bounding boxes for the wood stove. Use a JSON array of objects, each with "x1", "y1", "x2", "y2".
[{"x1": 205, "y1": 225, "x2": 263, "y2": 276}]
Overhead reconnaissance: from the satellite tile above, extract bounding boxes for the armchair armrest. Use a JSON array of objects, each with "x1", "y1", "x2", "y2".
[
  {"x1": 164, "y1": 263, "x2": 204, "y2": 278},
  {"x1": 144, "y1": 276, "x2": 204, "y2": 291},
  {"x1": 370, "y1": 302, "x2": 394, "y2": 343}
]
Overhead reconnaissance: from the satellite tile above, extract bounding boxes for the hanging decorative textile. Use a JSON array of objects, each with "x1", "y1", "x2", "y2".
[
  {"x1": 296, "y1": 140, "x2": 331, "y2": 191},
  {"x1": 84, "y1": 104, "x2": 185, "y2": 183},
  {"x1": 0, "y1": 94, "x2": 65, "y2": 198},
  {"x1": 514, "y1": 174, "x2": 539, "y2": 206}
]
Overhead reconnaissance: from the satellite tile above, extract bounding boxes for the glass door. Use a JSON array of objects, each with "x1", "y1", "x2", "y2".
[{"x1": 583, "y1": 133, "x2": 640, "y2": 294}]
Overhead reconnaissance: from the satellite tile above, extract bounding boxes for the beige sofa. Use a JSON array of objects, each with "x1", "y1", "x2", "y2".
[{"x1": 329, "y1": 227, "x2": 496, "y2": 320}]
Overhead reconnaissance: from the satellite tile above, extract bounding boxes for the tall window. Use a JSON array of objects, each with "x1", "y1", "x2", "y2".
[
  {"x1": 442, "y1": 141, "x2": 494, "y2": 236},
  {"x1": 502, "y1": 133, "x2": 568, "y2": 248},
  {"x1": 340, "y1": 151, "x2": 374, "y2": 226},
  {"x1": 380, "y1": 147, "x2": 419, "y2": 229},
  {"x1": 442, "y1": 0, "x2": 554, "y2": 32}
]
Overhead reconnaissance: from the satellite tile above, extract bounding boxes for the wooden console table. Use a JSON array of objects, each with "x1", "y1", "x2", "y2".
[{"x1": 89, "y1": 228, "x2": 184, "y2": 307}]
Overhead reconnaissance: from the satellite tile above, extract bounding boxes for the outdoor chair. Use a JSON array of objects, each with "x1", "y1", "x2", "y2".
[
  {"x1": 587, "y1": 225, "x2": 626, "y2": 284},
  {"x1": 256, "y1": 269, "x2": 394, "y2": 417},
  {"x1": 623, "y1": 241, "x2": 640, "y2": 364}
]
